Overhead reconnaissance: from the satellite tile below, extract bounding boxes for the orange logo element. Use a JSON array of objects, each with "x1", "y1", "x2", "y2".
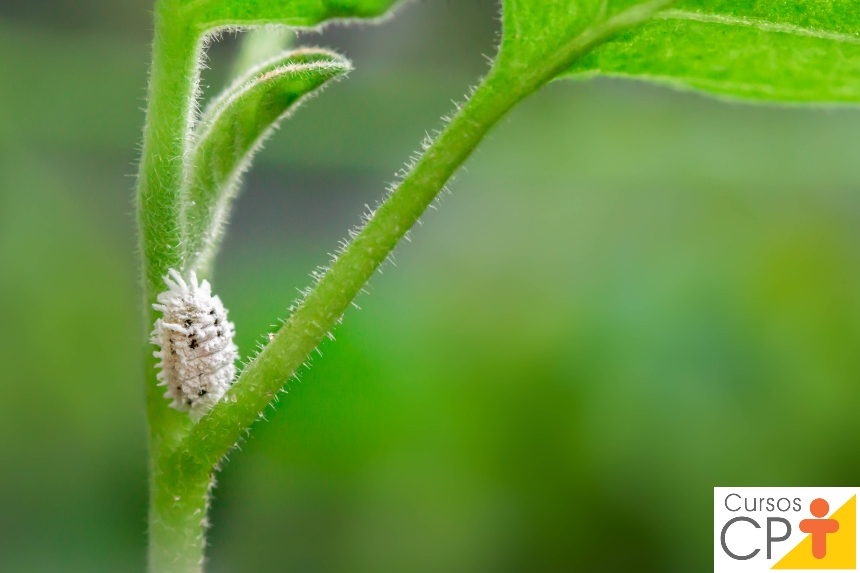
[
  {"x1": 773, "y1": 495, "x2": 856, "y2": 570},
  {"x1": 801, "y1": 499, "x2": 840, "y2": 559}
]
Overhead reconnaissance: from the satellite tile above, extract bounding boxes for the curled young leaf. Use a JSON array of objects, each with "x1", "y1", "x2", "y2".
[
  {"x1": 563, "y1": 1, "x2": 860, "y2": 103},
  {"x1": 182, "y1": 49, "x2": 351, "y2": 275},
  {"x1": 138, "y1": 0, "x2": 400, "y2": 300}
]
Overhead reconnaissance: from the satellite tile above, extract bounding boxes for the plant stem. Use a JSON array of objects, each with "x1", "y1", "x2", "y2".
[
  {"x1": 138, "y1": 3, "x2": 207, "y2": 571},
  {"x1": 176, "y1": 0, "x2": 675, "y2": 472},
  {"x1": 138, "y1": 3, "x2": 200, "y2": 452},
  {"x1": 145, "y1": 71, "x2": 527, "y2": 570},
  {"x1": 148, "y1": 462, "x2": 211, "y2": 573},
  {"x1": 141, "y1": 2, "x2": 675, "y2": 570},
  {"x1": 148, "y1": 73, "x2": 523, "y2": 566},
  {"x1": 176, "y1": 65, "x2": 528, "y2": 471}
]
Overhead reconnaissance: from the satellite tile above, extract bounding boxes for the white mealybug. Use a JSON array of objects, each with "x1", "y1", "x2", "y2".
[{"x1": 151, "y1": 269, "x2": 238, "y2": 417}]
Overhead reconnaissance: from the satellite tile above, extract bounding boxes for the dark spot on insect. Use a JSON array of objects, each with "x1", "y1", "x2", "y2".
[
  {"x1": 214, "y1": 317, "x2": 220, "y2": 326},
  {"x1": 217, "y1": 329, "x2": 223, "y2": 337},
  {"x1": 185, "y1": 319, "x2": 193, "y2": 328},
  {"x1": 210, "y1": 309, "x2": 216, "y2": 315},
  {"x1": 189, "y1": 337, "x2": 198, "y2": 349},
  {"x1": 199, "y1": 389, "x2": 207, "y2": 396}
]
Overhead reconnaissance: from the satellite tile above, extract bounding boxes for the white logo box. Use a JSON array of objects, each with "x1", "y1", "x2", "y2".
[{"x1": 714, "y1": 487, "x2": 858, "y2": 572}]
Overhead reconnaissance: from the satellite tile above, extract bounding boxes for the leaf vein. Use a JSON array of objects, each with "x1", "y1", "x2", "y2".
[{"x1": 658, "y1": 9, "x2": 860, "y2": 45}]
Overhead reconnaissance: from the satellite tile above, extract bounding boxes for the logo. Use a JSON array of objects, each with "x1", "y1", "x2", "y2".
[{"x1": 715, "y1": 488, "x2": 857, "y2": 571}]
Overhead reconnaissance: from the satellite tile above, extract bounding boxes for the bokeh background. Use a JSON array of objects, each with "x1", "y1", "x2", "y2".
[{"x1": 3, "y1": 0, "x2": 860, "y2": 571}]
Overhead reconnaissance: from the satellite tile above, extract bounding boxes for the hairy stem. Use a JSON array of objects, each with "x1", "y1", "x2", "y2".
[
  {"x1": 138, "y1": 3, "x2": 201, "y2": 451},
  {"x1": 148, "y1": 463, "x2": 211, "y2": 573},
  {"x1": 139, "y1": 3, "x2": 206, "y2": 571},
  {"x1": 178, "y1": 67, "x2": 519, "y2": 471},
  {"x1": 177, "y1": 0, "x2": 676, "y2": 472},
  {"x1": 141, "y1": 2, "x2": 675, "y2": 571}
]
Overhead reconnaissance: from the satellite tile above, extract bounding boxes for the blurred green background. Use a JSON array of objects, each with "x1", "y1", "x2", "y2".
[{"x1": 3, "y1": 0, "x2": 860, "y2": 571}]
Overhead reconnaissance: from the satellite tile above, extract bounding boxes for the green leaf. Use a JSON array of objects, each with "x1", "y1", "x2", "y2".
[
  {"x1": 490, "y1": 0, "x2": 675, "y2": 102},
  {"x1": 183, "y1": 49, "x2": 351, "y2": 276},
  {"x1": 498, "y1": 0, "x2": 604, "y2": 64},
  {"x1": 190, "y1": 0, "x2": 401, "y2": 28},
  {"x1": 563, "y1": 1, "x2": 860, "y2": 102}
]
